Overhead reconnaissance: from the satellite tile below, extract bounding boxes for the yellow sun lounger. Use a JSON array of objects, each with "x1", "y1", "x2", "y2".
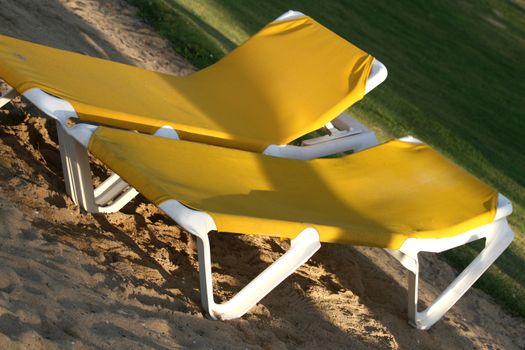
[
  {"x1": 0, "y1": 11, "x2": 387, "y2": 213},
  {"x1": 59, "y1": 122, "x2": 513, "y2": 330}
]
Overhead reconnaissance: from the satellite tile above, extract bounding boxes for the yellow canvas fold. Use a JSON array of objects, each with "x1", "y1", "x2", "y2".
[
  {"x1": 89, "y1": 127, "x2": 498, "y2": 249},
  {"x1": 0, "y1": 16, "x2": 373, "y2": 151}
]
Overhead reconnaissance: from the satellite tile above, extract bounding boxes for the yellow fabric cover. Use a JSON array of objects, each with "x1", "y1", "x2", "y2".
[
  {"x1": 0, "y1": 16, "x2": 373, "y2": 152},
  {"x1": 89, "y1": 127, "x2": 498, "y2": 249}
]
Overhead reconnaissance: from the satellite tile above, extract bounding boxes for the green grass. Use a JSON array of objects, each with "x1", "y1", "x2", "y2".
[{"x1": 127, "y1": 0, "x2": 525, "y2": 317}]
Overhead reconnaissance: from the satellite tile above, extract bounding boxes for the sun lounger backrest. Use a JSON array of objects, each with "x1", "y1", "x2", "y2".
[{"x1": 0, "y1": 16, "x2": 373, "y2": 151}]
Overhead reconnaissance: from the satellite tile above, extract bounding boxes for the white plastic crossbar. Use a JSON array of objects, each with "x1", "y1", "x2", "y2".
[
  {"x1": 264, "y1": 112, "x2": 379, "y2": 159},
  {"x1": 96, "y1": 187, "x2": 140, "y2": 213},
  {"x1": 94, "y1": 173, "x2": 126, "y2": 204}
]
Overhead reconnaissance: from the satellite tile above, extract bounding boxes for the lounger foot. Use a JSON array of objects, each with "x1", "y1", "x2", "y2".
[
  {"x1": 158, "y1": 200, "x2": 321, "y2": 320},
  {"x1": 0, "y1": 87, "x2": 18, "y2": 108},
  {"x1": 197, "y1": 228, "x2": 321, "y2": 320}
]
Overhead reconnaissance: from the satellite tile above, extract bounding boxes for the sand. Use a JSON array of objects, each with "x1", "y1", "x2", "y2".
[{"x1": 0, "y1": 0, "x2": 524, "y2": 349}]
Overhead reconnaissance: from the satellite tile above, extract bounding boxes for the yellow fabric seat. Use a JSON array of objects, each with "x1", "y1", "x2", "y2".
[
  {"x1": 89, "y1": 127, "x2": 498, "y2": 249},
  {"x1": 0, "y1": 16, "x2": 373, "y2": 152}
]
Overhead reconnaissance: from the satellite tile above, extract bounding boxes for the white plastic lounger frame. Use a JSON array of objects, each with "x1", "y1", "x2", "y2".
[
  {"x1": 0, "y1": 10, "x2": 386, "y2": 213},
  {"x1": 40, "y1": 121, "x2": 513, "y2": 328}
]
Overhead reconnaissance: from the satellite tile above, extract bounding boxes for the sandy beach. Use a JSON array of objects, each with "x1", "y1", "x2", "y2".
[{"x1": 0, "y1": 0, "x2": 524, "y2": 348}]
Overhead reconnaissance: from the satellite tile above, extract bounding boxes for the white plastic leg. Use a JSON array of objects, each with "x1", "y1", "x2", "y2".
[
  {"x1": 56, "y1": 121, "x2": 138, "y2": 213},
  {"x1": 196, "y1": 228, "x2": 321, "y2": 320},
  {"x1": 158, "y1": 199, "x2": 321, "y2": 320},
  {"x1": 57, "y1": 121, "x2": 99, "y2": 212},
  {"x1": 19, "y1": 89, "x2": 136, "y2": 212},
  {"x1": 402, "y1": 219, "x2": 513, "y2": 330},
  {"x1": 0, "y1": 88, "x2": 18, "y2": 108}
]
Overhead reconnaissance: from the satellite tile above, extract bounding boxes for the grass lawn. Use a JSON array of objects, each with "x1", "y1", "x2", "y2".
[{"x1": 127, "y1": 0, "x2": 525, "y2": 317}]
